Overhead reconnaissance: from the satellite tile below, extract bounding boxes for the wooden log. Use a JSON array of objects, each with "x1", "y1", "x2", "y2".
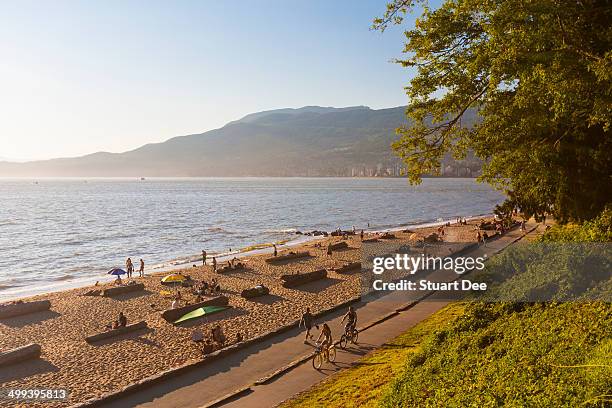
[
  {"x1": 161, "y1": 296, "x2": 229, "y2": 323},
  {"x1": 241, "y1": 285, "x2": 270, "y2": 299},
  {"x1": 333, "y1": 262, "x2": 361, "y2": 274},
  {"x1": 85, "y1": 321, "x2": 148, "y2": 344},
  {"x1": 0, "y1": 300, "x2": 51, "y2": 319},
  {"x1": 102, "y1": 283, "x2": 145, "y2": 297},
  {"x1": 329, "y1": 241, "x2": 349, "y2": 251},
  {"x1": 265, "y1": 251, "x2": 310, "y2": 263},
  {"x1": 0, "y1": 343, "x2": 41, "y2": 366},
  {"x1": 281, "y1": 269, "x2": 327, "y2": 288}
]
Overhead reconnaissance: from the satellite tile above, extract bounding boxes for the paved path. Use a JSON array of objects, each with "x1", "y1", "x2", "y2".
[{"x1": 100, "y1": 223, "x2": 541, "y2": 408}]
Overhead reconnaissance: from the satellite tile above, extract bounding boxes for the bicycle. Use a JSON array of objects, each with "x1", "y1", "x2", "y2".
[
  {"x1": 312, "y1": 341, "x2": 336, "y2": 369},
  {"x1": 339, "y1": 325, "x2": 359, "y2": 349}
]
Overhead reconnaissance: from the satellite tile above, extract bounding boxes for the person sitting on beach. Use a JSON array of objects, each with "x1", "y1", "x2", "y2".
[
  {"x1": 114, "y1": 276, "x2": 123, "y2": 285},
  {"x1": 299, "y1": 307, "x2": 314, "y2": 343},
  {"x1": 191, "y1": 329, "x2": 204, "y2": 343},
  {"x1": 212, "y1": 325, "x2": 226, "y2": 345},
  {"x1": 118, "y1": 312, "x2": 127, "y2": 327},
  {"x1": 176, "y1": 290, "x2": 182, "y2": 301},
  {"x1": 236, "y1": 332, "x2": 243, "y2": 343}
]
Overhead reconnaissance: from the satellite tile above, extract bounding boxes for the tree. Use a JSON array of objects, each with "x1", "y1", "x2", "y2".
[{"x1": 375, "y1": 0, "x2": 612, "y2": 222}]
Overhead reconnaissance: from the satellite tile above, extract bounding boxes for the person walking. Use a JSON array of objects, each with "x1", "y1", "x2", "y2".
[
  {"x1": 273, "y1": 244, "x2": 277, "y2": 257},
  {"x1": 212, "y1": 257, "x2": 217, "y2": 272},
  {"x1": 299, "y1": 307, "x2": 314, "y2": 343},
  {"x1": 139, "y1": 259, "x2": 145, "y2": 277},
  {"x1": 202, "y1": 250, "x2": 207, "y2": 265}
]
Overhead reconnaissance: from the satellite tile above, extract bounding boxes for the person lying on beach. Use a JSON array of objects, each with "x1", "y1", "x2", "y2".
[
  {"x1": 300, "y1": 307, "x2": 314, "y2": 343},
  {"x1": 118, "y1": 312, "x2": 127, "y2": 327}
]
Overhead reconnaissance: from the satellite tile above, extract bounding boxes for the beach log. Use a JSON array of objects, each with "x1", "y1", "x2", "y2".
[
  {"x1": 85, "y1": 321, "x2": 148, "y2": 344},
  {"x1": 241, "y1": 285, "x2": 270, "y2": 299},
  {"x1": 333, "y1": 262, "x2": 361, "y2": 274},
  {"x1": 0, "y1": 300, "x2": 51, "y2": 319},
  {"x1": 265, "y1": 251, "x2": 310, "y2": 263},
  {"x1": 281, "y1": 269, "x2": 327, "y2": 288},
  {"x1": 161, "y1": 296, "x2": 229, "y2": 323},
  {"x1": 0, "y1": 343, "x2": 42, "y2": 366},
  {"x1": 329, "y1": 241, "x2": 349, "y2": 251},
  {"x1": 102, "y1": 283, "x2": 145, "y2": 297}
]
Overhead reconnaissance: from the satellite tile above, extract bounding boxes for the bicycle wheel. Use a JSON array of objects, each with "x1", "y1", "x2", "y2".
[
  {"x1": 312, "y1": 352, "x2": 323, "y2": 369},
  {"x1": 339, "y1": 334, "x2": 347, "y2": 349},
  {"x1": 352, "y1": 330, "x2": 359, "y2": 344},
  {"x1": 328, "y1": 345, "x2": 336, "y2": 362}
]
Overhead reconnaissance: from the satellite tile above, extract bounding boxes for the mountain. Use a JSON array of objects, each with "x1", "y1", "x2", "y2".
[{"x1": 0, "y1": 106, "x2": 481, "y2": 177}]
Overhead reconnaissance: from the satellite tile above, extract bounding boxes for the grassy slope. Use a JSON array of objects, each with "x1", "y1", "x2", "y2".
[{"x1": 280, "y1": 303, "x2": 467, "y2": 408}]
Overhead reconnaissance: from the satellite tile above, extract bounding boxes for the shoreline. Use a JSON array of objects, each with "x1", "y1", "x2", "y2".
[
  {"x1": 0, "y1": 215, "x2": 494, "y2": 407},
  {"x1": 0, "y1": 213, "x2": 493, "y2": 302}
]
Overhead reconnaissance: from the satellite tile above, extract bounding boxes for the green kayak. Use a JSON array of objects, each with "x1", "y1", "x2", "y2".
[{"x1": 174, "y1": 305, "x2": 230, "y2": 324}]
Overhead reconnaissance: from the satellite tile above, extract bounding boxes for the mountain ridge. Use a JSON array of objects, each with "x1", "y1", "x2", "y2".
[{"x1": 0, "y1": 106, "x2": 481, "y2": 177}]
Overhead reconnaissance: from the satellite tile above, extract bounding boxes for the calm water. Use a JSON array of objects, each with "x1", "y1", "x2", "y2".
[{"x1": 0, "y1": 178, "x2": 504, "y2": 300}]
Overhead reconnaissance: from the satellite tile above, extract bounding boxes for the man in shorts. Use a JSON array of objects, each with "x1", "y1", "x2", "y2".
[{"x1": 299, "y1": 307, "x2": 314, "y2": 343}]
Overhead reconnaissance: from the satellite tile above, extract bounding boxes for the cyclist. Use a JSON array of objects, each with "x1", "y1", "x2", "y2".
[
  {"x1": 341, "y1": 306, "x2": 357, "y2": 342},
  {"x1": 315, "y1": 323, "x2": 333, "y2": 361}
]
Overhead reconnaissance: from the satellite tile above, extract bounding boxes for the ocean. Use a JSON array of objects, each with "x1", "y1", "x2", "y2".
[{"x1": 0, "y1": 177, "x2": 504, "y2": 300}]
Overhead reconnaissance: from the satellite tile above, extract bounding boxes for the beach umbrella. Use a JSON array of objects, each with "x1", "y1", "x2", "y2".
[
  {"x1": 108, "y1": 268, "x2": 127, "y2": 276},
  {"x1": 161, "y1": 273, "x2": 187, "y2": 284},
  {"x1": 174, "y1": 305, "x2": 229, "y2": 324}
]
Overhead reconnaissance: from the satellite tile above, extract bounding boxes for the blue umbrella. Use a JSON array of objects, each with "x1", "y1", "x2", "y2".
[{"x1": 108, "y1": 268, "x2": 127, "y2": 276}]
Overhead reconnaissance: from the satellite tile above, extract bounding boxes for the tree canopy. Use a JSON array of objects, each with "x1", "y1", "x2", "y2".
[{"x1": 375, "y1": 0, "x2": 612, "y2": 222}]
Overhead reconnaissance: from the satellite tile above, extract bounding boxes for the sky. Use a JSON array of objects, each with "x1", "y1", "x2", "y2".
[{"x1": 0, "y1": 0, "x2": 420, "y2": 161}]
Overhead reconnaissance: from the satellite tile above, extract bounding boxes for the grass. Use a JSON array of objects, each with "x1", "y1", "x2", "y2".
[{"x1": 280, "y1": 303, "x2": 467, "y2": 408}]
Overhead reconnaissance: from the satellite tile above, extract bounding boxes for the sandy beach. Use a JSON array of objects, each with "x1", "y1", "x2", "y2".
[{"x1": 0, "y1": 219, "x2": 489, "y2": 408}]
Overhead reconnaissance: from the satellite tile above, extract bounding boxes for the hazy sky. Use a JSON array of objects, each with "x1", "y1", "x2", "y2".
[{"x1": 0, "y1": 0, "x2": 421, "y2": 161}]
